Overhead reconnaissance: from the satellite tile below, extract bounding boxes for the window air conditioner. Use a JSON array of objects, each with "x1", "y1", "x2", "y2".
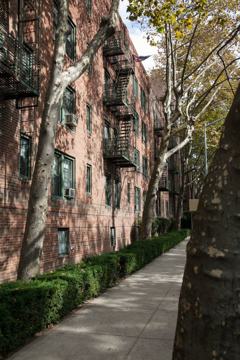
[
  {"x1": 65, "y1": 114, "x2": 78, "y2": 128},
  {"x1": 64, "y1": 188, "x2": 75, "y2": 199}
]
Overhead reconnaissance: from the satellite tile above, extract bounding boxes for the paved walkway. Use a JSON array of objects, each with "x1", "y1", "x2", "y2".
[{"x1": 10, "y1": 240, "x2": 188, "y2": 360}]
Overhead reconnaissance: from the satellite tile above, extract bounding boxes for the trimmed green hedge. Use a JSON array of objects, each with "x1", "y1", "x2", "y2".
[{"x1": 0, "y1": 230, "x2": 188, "y2": 357}]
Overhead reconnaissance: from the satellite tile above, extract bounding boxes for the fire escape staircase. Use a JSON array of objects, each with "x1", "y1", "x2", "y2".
[
  {"x1": 103, "y1": 119, "x2": 137, "y2": 168},
  {"x1": 103, "y1": 31, "x2": 137, "y2": 168},
  {"x1": 0, "y1": 0, "x2": 39, "y2": 101}
]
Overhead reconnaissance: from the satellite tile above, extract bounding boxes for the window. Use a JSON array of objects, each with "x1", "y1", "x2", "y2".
[
  {"x1": 104, "y1": 69, "x2": 111, "y2": 95},
  {"x1": 85, "y1": 0, "x2": 92, "y2": 15},
  {"x1": 114, "y1": 179, "x2": 121, "y2": 209},
  {"x1": 127, "y1": 182, "x2": 131, "y2": 204},
  {"x1": 105, "y1": 175, "x2": 112, "y2": 206},
  {"x1": 66, "y1": 17, "x2": 76, "y2": 60},
  {"x1": 133, "y1": 75, "x2": 138, "y2": 98},
  {"x1": 134, "y1": 187, "x2": 141, "y2": 212},
  {"x1": 86, "y1": 164, "x2": 92, "y2": 194},
  {"x1": 53, "y1": 0, "x2": 59, "y2": 39},
  {"x1": 140, "y1": 87, "x2": 147, "y2": 112},
  {"x1": 52, "y1": 151, "x2": 75, "y2": 198},
  {"x1": 133, "y1": 113, "x2": 139, "y2": 135},
  {"x1": 86, "y1": 104, "x2": 92, "y2": 133},
  {"x1": 142, "y1": 121, "x2": 147, "y2": 143},
  {"x1": 58, "y1": 228, "x2": 69, "y2": 256},
  {"x1": 19, "y1": 134, "x2": 31, "y2": 179},
  {"x1": 61, "y1": 86, "x2": 76, "y2": 123},
  {"x1": 133, "y1": 148, "x2": 140, "y2": 170},
  {"x1": 103, "y1": 121, "x2": 111, "y2": 140},
  {"x1": 143, "y1": 190, "x2": 147, "y2": 205},
  {"x1": 142, "y1": 156, "x2": 148, "y2": 177}
]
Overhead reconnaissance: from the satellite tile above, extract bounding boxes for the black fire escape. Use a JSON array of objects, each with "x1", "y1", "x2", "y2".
[
  {"x1": 103, "y1": 31, "x2": 137, "y2": 168},
  {"x1": 0, "y1": 0, "x2": 39, "y2": 102}
]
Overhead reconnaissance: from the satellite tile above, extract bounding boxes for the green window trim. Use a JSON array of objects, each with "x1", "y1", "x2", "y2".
[
  {"x1": 52, "y1": 150, "x2": 75, "y2": 199},
  {"x1": 19, "y1": 134, "x2": 31, "y2": 180},
  {"x1": 66, "y1": 17, "x2": 76, "y2": 60},
  {"x1": 133, "y1": 75, "x2": 138, "y2": 98},
  {"x1": 127, "y1": 182, "x2": 131, "y2": 204},
  {"x1": 133, "y1": 113, "x2": 139, "y2": 135},
  {"x1": 61, "y1": 86, "x2": 76, "y2": 123},
  {"x1": 105, "y1": 175, "x2": 112, "y2": 207},
  {"x1": 142, "y1": 121, "x2": 147, "y2": 143},
  {"x1": 114, "y1": 179, "x2": 121, "y2": 209},
  {"x1": 86, "y1": 164, "x2": 92, "y2": 195},
  {"x1": 85, "y1": 0, "x2": 92, "y2": 16},
  {"x1": 133, "y1": 148, "x2": 140, "y2": 170},
  {"x1": 134, "y1": 186, "x2": 141, "y2": 212},
  {"x1": 142, "y1": 156, "x2": 148, "y2": 177},
  {"x1": 140, "y1": 87, "x2": 147, "y2": 112},
  {"x1": 58, "y1": 228, "x2": 70, "y2": 256},
  {"x1": 86, "y1": 104, "x2": 92, "y2": 133}
]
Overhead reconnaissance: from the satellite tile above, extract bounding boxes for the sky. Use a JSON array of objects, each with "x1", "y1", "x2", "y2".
[{"x1": 119, "y1": 0, "x2": 158, "y2": 71}]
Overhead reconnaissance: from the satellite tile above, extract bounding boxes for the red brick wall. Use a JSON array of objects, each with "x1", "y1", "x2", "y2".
[{"x1": 0, "y1": 0, "x2": 166, "y2": 282}]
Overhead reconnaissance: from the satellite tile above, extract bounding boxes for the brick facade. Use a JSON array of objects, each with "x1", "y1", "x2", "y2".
[{"x1": 0, "y1": 0, "x2": 171, "y2": 282}]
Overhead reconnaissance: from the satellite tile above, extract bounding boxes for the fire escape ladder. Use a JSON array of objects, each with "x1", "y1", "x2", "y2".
[{"x1": 117, "y1": 119, "x2": 131, "y2": 153}]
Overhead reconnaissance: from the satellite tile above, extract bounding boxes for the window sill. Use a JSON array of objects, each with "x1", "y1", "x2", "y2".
[{"x1": 58, "y1": 253, "x2": 69, "y2": 258}]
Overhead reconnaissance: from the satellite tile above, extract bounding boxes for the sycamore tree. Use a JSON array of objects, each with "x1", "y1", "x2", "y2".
[
  {"x1": 130, "y1": 1, "x2": 240, "y2": 358},
  {"x1": 17, "y1": 0, "x2": 120, "y2": 280},
  {"x1": 128, "y1": 0, "x2": 240, "y2": 240},
  {"x1": 176, "y1": 85, "x2": 236, "y2": 229}
]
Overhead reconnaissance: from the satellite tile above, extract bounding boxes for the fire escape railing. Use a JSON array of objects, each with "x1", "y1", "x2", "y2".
[{"x1": 103, "y1": 138, "x2": 137, "y2": 168}]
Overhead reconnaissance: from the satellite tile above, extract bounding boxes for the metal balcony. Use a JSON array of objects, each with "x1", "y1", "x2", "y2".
[
  {"x1": 103, "y1": 139, "x2": 137, "y2": 168},
  {"x1": 0, "y1": 27, "x2": 39, "y2": 100},
  {"x1": 103, "y1": 32, "x2": 125, "y2": 57},
  {"x1": 103, "y1": 84, "x2": 128, "y2": 107},
  {"x1": 111, "y1": 58, "x2": 135, "y2": 75}
]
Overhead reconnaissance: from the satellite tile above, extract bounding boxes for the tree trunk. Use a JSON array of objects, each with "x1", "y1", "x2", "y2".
[
  {"x1": 174, "y1": 152, "x2": 186, "y2": 230},
  {"x1": 173, "y1": 84, "x2": 240, "y2": 360},
  {"x1": 141, "y1": 135, "x2": 169, "y2": 240},
  {"x1": 17, "y1": 89, "x2": 63, "y2": 279},
  {"x1": 17, "y1": 0, "x2": 119, "y2": 280}
]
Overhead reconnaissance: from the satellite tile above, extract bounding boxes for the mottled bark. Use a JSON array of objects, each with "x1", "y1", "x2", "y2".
[
  {"x1": 173, "y1": 84, "x2": 240, "y2": 360},
  {"x1": 17, "y1": 0, "x2": 119, "y2": 279},
  {"x1": 141, "y1": 135, "x2": 169, "y2": 240}
]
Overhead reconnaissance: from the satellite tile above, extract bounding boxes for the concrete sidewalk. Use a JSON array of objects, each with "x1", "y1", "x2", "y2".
[{"x1": 10, "y1": 240, "x2": 188, "y2": 360}]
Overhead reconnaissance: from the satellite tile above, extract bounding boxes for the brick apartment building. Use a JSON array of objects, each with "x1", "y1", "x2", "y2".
[{"x1": 0, "y1": 0, "x2": 177, "y2": 282}]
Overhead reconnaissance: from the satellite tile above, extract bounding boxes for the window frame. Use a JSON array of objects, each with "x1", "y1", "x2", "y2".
[
  {"x1": 52, "y1": 150, "x2": 75, "y2": 199},
  {"x1": 86, "y1": 103, "x2": 92, "y2": 133},
  {"x1": 127, "y1": 182, "x2": 131, "y2": 204},
  {"x1": 66, "y1": 16, "x2": 76, "y2": 60},
  {"x1": 105, "y1": 174, "x2": 112, "y2": 207},
  {"x1": 142, "y1": 121, "x2": 147, "y2": 144},
  {"x1": 114, "y1": 178, "x2": 121, "y2": 209},
  {"x1": 85, "y1": 0, "x2": 92, "y2": 16},
  {"x1": 58, "y1": 228, "x2": 70, "y2": 256},
  {"x1": 142, "y1": 156, "x2": 148, "y2": 177},
  {"x1": 133, "y1": 148, "x2": 140, "y2": 170},
  {"x1": 140, "y1": 87, "x2": 147, "y2": 112},
  {"x1": 132, "y1": 75, "x2": 138, "y2": 98},
  {"x1": 133, "y1": 113, "x2": 139, "y2": 136},
  {"x1": 134, "y1": 186, "x2": 141, "y2": 212},
  {"x1": 19, "y1": 134, "x2": 31, "y2": 180},
  {"x1": 61, "y1": 86, "x2": 76, "y2": 123},
  {"x1": 86, "y1": 164, "x2": 92, "y2": 195}
]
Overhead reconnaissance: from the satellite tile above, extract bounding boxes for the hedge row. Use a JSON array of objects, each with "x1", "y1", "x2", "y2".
[{"x1": 0, "y1": 230, "x2": 188, "y2": 357}]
